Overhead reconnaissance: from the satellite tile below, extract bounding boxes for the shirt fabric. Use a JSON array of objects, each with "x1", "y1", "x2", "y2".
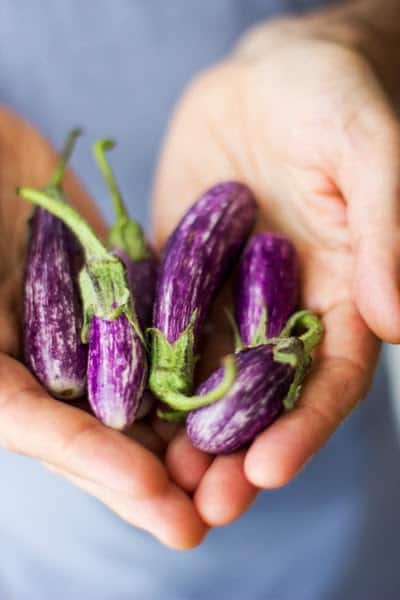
[{"x1": 0, "y1": 2, "x2": 399, "y2": 599}]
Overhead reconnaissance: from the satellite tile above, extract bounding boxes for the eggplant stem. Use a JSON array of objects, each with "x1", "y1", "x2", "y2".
[
  {"x1": 93, "y1": 139, "x2": 127, "y2": 222},
  {"x1": 280, "y1": 310, "x2": 323, "y2": 354},
  {"x1": 49, "y1": 128, "x2": 83, "y2": 188},
  {"x1": 156, "y1": 408, "x2": 187, "y2": 422},
  {"x1": 93, "y1": 138, "x2": 148, "y2": 261},
  {"x1": 160, "y1": 355, "x2": 236, "y2": 411},
  {"x1": 224, "y1": 307, "x2": 244, "y2": 351},
  {"x1": 17, "y1": 187, "x2": 108, "y2": 262}
]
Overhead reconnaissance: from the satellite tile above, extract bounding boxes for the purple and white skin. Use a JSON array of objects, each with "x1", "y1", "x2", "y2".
[
  {"x1": 24, "y1": 129, "x2": 87, "y2": 399},
  {"x1": 18, "y1": 186, "x2": 147, "y2": 431},
  {"x1": 88, "y1": 314, "x2": 147, "y2": 429},
  {"x1": 234, "y1": 233, "x2": 299, "y2": 348},
  {"x1": 94, "y1": 139, "x2": 157, "y2": 418},
  {"x1": 187, "y1": 311, "x2": 324, "y2": 454},
  {"x1": 149, "y1": 181, "x2": 257, "y2": 417}
]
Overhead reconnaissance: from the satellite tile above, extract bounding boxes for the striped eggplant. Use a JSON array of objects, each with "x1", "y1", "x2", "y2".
[
  {"x1": 88, "y1": 314, "x2": 147, "y2": 429},
  {"x1": 186, "y1": 311, "x2": 324, "y2": 454},
  {"x1": 93, "y1": 139, "x2": 157, "y2": 331},
  {"x1": 234, "y1": 233, "x2": 299, "y2": 348},
  {"x1": 24, "y1": 129, "x2": 87, "y2": 399},
  {"x1": 93, "y1": 139, "x2": 157, "y2": 419},
  {"x1": 149, "y1": 181, "x2": 256, "y2": 415},
  {"x1": 17, "y1": 187, "x2": 147, "y2": 430}
]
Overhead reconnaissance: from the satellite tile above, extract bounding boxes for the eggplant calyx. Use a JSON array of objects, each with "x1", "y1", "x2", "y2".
[
  {"x1": 148, "y1": 318, "x2": 197, "y2": 399},
  {"x1": 148, "y1": 317, "x2": 237, "y2": 411},
  {"x1": 79, "y1": 259, "x2": 142, "y2": 344},
  {"x1": 93, "y1": 139, "x2": 149, "y2": 261}
]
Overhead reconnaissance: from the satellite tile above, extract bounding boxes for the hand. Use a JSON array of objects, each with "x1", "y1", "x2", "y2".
[
  {"x1": 0, "y1": 108, "x2": 207, "y2": 549},
  {"x1": 153, "y1": 15, "x2": 400, "y2": 527}
]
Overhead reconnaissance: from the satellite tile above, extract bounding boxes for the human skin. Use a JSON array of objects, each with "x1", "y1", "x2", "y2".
[
  {"x1": 154, "y1": 1, "x2": 400, "y2": 527},
  {"x1": 1, "y1": 0, "x2": 400, "y2": 550}
]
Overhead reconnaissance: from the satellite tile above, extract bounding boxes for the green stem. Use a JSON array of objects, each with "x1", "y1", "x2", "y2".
[
  {"x1": 272, "y1": 336, "x2": 311, "y2": 411},
  {"x1": 224, "y1": 307, "x2": 244, "y2": 351},
  {"x1": 279, "y1": 310, "x2": 324, "y2": 354},
  {"x1": 276, "y1": 312, "x2": 323, "y2": 411},
  {"x1": 17, "y1": 187, "x2": 108, "y2": 263},
  {"x1": 48, "y1": 128, "x2": 83, "y2": 188},
  {"x1": 93, "y1": 139, "x2": 126, "y2": 221},
  {"x1": 93, "y1": 138, "x2": 148, "y2": 261},
  {"x1": 159, "y1": 355, "x2": 237, "y2": 411},
  {"x1": 156, "y1": 408, "x2": 187, "y2": 422}
]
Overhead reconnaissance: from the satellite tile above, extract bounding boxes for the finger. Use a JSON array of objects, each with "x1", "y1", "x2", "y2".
[
  {"x1": 125, "y1": 422, "x2": 166, "y2": 458},
  {"x1": 194, "y1": 451, "x2": 258, "y2": 526},
  {"x1": 165, "y1": 430, "x2": 213, "y2": 493},
  {"x1": 336, "y1": 99, "x2": 400, "y2": 342},
  {"x1": 0, "y1": 354, "x2": 168, "y2": 500},
  {"x1": 44, "y1": 462, "x2": 208, "y2": 550},
  {"x1": 245, "y1": 300, "x2": 380, "y2": 488}
]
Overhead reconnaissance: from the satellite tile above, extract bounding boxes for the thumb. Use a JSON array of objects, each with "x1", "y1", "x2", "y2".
[{"x1": 338, "y1": 104, "x2": 400, "y2": 343}]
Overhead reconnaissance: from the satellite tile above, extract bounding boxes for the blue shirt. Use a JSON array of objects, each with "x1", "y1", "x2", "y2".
[{"x1": 0, "y1": 2, "x2": 399, "y2": 599}]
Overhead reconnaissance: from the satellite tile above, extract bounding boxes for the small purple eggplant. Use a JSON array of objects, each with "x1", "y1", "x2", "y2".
[
  {"x1": 234, "y1": 233, "x2": 299, "y2": 347},
  {"x1": 18, "y1": 186, "x2": 147, "y2": 431},
  {"x1": 149, "y1": 182, "x2": 256, "y2": 415},
  {"x1": 93, "y1": 139, "x2": 157, "y2": 331},
  {"x1": 88, "y1": 314, "x2": 147, "y2": 429},
  {"x1": 24, "y1": 129, "x2": 87, "y2": 399},
  {"x1": 93, "y1": 139, "x2": 157, "y2": 419},
  {"x1": 187, "y1": 311, "x2": 324, "y2": 454}
]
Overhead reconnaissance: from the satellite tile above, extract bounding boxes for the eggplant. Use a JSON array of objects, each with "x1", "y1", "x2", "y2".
[
  {"x1": 234, "y1": 233, "x2": 299, "y2": 347},
  {"x1": 24, "y1": 129, "x2": 87, "y2": 399},
  {"x1": 93, "y1": 139, "x2": 157, "y2": 419},
  {"x1": 18, "y1": 186, "x2": 147, "y2": 430},
  {"x1": 186, "y1": 311, "x2": 324, "y2": 454},
  {"x1": 149, "y1": 181, "x2": 256, "y2": 415},
  {"x1": 93, "y1": 139, "x2": 157, "y2": 331},
  {"x1": 88, "y1": 314, "x2": 147, "y2": 429}
]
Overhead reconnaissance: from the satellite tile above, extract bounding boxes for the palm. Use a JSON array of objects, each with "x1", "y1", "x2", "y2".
[
  {"x1": 153, "y1": 37, "x2": 397, "y2": 524},
  {"x1": 0, "y1": 108, "x2": 207, "y2": 549}
]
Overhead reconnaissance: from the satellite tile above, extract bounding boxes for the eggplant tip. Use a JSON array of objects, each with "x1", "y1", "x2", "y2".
[{"x1": 101, "y1": 410, "x2": 130, "y2": 431}]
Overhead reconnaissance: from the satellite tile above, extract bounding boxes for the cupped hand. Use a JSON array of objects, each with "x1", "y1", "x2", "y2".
[
  {"x1": 0, "y1": 108, "x2": 207, "y2": 549},
  {"x1": 153, "y1": 18, "x2": 400, "y2": 527}
]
